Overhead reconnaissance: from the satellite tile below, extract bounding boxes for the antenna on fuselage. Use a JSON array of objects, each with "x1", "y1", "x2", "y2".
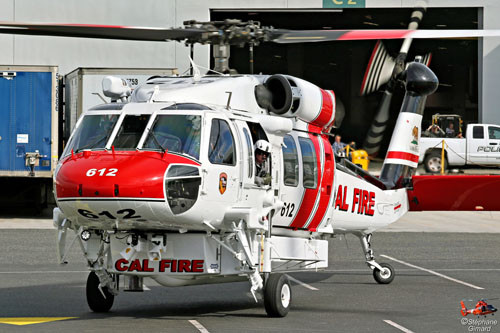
[{"x1": 189, "y1": 57, "x2": 201, "y2": 82}]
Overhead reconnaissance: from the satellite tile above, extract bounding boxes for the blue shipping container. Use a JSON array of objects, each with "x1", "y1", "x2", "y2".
[{"x1": 0, "y1": 66, "x2": 58, "y2": 178}]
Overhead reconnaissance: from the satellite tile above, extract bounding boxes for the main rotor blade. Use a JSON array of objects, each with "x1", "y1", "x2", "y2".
[
  {"x1": 2, "y1": 21, "x2": 500, "y2": 44},
  {"x1": 0, "y1": 22, "x2": 203, "y2": 41},
  {"x1": 271, "y1": 29, "x2": 500, "y2": 43}
]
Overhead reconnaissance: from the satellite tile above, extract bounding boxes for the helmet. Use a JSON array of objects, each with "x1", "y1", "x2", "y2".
[{"x1": 254, "y1": 139, "x2": 271, "y2": 154}]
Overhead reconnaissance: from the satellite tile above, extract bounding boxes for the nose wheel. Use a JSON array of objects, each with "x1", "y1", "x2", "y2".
[
  {"x1": 357, "y1": 233, "x2": 396, "y2": 284},
  {"x1": 264, "y1": 273, "x2": 292, "y2": 317},
  {"x1": 86, "y1": 271, "x2": 115, "y2": 312}
]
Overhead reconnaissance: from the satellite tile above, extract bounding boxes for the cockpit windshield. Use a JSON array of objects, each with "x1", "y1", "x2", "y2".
[
  {"x1": 64, "y1": 114, "x2": 119, "y2": 155},
  {"x1": 112, "y1": 114, "x2": 150, "y2": 150},
  {"x1": 143, "y1": 115, "x2": 202, "y2": 160}
]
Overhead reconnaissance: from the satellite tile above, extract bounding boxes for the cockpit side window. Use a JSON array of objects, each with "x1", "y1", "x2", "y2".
[
  {"x1": 208, "y1": 119, "x2": 236, "y2": 165},
  {"x1": 243, "y1": 128, "x2": 253, "y2": 178},
  {"x1": 283, "y1": 135, "x2": 299, "y2": 187},
  {"x1": 112, "y1": 115, "x2": 150, "y2": 150},
  {"x1": 64, "y1": 114, "x2": 119, "y2": 155}
]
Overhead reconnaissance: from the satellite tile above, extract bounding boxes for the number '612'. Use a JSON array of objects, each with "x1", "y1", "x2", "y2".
[{"x1": 86, "y1": 168, "x2": 118, "y2": 177}]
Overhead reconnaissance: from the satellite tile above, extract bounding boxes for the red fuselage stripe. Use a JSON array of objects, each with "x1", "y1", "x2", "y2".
[
  {"x1": 386, "y1": 151, "x2": 419, "y2": 163},
  {"x1": 289, "y1": 129, "x2": 323, "y2": 229},
  {"x1": 311, "y1": 89, "x2": 333, "y2": 128},
  {"x1": 307, "y1": 135, "x2": 334, "y2": 232}
]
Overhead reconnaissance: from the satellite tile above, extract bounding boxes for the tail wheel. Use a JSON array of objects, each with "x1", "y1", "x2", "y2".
[
  {"x1": 424, "y1": 151, "x2": 447, "y2": 173},
  {"x1": 86, "y1": 271, "x2": 114, "y2": 312},
  {"x1": 264, "y1": 273, "x2": 292, "y2": 317},
  {"x1": 373, "y1": 263, "x2": 395, "y2": 284}
]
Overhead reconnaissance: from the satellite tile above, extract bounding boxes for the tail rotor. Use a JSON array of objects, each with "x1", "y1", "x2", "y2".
[
  {"x1": 379, "y1": 59, "x2": 438, "y2": 189},
  {"x1": 362, "y1": 3, "x2": 428, "y2": 157}
]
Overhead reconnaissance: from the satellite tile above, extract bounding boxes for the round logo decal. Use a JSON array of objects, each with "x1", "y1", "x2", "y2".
[{"x1": 219, "y1": 172, "x2": 227, "y2": 194}]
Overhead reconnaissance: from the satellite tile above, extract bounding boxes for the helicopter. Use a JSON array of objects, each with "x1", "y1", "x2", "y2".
[
  {"x1": 1, "y1": 19, "x2": 500, "y2": 317},
  {"x1": 461, "y1": 299, "x2": 498, "y2": 317}
]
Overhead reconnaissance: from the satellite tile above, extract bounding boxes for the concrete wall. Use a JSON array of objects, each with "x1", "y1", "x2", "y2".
[{"x1": 1, "y1": 0, "x2": 500, "y2": 123}]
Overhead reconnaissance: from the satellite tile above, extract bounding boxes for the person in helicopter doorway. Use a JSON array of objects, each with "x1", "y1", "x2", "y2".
[{"x1": 254, "y1": 139, "x2": 271, "y2": 186}]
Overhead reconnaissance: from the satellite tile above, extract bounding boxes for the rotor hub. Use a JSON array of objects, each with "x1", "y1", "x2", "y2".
[{"x1": 182, "y1": 19, "x2": 271, "y2": 46}]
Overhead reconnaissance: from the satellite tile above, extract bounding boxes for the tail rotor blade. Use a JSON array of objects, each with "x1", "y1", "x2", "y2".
[
  {"x1": 360, "y1": 41, "x2": 395, "y2": 96},
  {"x1": 362, "y1": 4, "x2": 427, "y2": 157},
  {"x1": 363, "y1": 91, "x2": 393, "y2": 156}
]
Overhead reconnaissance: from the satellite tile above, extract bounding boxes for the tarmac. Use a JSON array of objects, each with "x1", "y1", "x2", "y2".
[
  {"x1": 0, "y1": 161, "x2": 499, "y2": 332},
  {"x1": 1, "y1": 206, "x2": 499, "y2": 233},
  {"x1": 1, "y1": 210, "x2": 500, "y2": 233},
  {"x1": 0, "y1": 228, "x2": 497, "y2": 332}
]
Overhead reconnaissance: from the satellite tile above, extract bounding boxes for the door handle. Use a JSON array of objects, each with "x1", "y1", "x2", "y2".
[{"x1": 490, "y1": 142, "x2": 498, "y2": 145}]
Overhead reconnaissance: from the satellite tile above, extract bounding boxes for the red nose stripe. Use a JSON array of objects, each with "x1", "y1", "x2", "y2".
[{"x1": 55, "y1": 151, "x2": 199, "y2": 199}]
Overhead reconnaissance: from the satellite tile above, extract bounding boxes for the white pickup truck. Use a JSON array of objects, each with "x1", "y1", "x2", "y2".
[{"x1": 419, "y1": 123, "x2": 500, "y2": 173}]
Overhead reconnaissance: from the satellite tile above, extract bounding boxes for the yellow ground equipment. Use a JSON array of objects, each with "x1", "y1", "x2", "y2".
[{"x1": 346, "y1": 146, "x2": 370, "y2": 170}]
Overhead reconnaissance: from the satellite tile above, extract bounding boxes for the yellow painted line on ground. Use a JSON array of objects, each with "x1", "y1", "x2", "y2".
[{"x1": 0, "y1": 317, "x2": 76, "y2": 326}]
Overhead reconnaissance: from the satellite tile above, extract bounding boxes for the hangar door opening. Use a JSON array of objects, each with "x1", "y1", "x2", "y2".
[{"x1": 211, "y1": 8, "x2": 479, "y2": 153}]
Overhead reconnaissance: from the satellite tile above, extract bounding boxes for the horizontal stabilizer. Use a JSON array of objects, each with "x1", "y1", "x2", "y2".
[{"x1": 408, "y1": 175, "x2": 500, "y2": 211}]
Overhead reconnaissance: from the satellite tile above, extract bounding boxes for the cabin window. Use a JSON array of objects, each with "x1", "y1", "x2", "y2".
[
  {"x1": 143, "y1": 115, "x2": 201, "y2": 160},
  {"x1": 299, "y1": 137, "x2": 317, "y2": 189},
  {"x1": 113, "y1": 114, "x2": 150, "y2": 150},
  {"x1": 488, "y1": 126, "x2": 500, "y2": 140},
  {"x1": 473, "y1": 126, "x2": 484, "y2": 139},
  {"x1": 243, "y1": 128, "x2": 254, "y2": 178},
  {"x1": 208, "y1": 119, "x2": 236, "y2": 165},
  {"x1": 282, "y1": 135, "x2": 299, "y2": 187},
  {"x1": 64, "y1": 114, "x2": 119, "y2": 155}
]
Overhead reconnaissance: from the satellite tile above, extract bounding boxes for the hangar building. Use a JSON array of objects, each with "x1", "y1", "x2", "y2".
[{"x1": 0, "y1": 0, "x2": 499, "y2": 148}]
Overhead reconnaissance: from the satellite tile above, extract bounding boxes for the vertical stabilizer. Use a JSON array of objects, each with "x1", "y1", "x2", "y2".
[{"x1": 379, "y1": 60, "x2": 438, "y2": 189}]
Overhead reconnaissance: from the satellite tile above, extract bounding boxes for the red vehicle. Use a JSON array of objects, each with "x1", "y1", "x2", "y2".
[{"x1": 461, "y1": 299, "x2": 498, "y2": 317}]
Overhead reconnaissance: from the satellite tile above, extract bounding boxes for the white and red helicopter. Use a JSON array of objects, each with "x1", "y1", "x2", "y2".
[{"x1": 1, "y1": 19, "x2": 500, "y2": 317}]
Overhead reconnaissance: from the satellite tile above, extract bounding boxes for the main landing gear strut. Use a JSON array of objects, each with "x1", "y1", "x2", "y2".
[{"x1": 358, "y1": 233, "x2": 395, "y2": 284}]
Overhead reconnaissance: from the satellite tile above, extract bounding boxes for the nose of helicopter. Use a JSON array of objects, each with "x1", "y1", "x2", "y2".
[{"x1": 55, "y1": 150, "x2": 198, "y2": 199}]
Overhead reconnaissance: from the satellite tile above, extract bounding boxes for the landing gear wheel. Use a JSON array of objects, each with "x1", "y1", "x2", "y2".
[
  {"x1": 86, "y1": 271, "x2": 114, "y2": 312},
  {"x1": 373, "y1": 263, "x2": 395, "y2": 284},
  {"x1": 264, "y1": 273, "x2": 292, "y2": 317}
]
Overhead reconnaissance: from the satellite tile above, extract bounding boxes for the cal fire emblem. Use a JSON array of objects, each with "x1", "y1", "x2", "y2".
[{"x1": 219, "y1": 172, "x2": 227, "y2": 194}]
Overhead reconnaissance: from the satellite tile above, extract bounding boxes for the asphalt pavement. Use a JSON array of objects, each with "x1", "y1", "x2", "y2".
[
  {"x1": 0, "y1": 162, "x2": 499, "y2": 332},
  {"x1": 0, "y1": 228, "x2": 498, "y2": 332}
]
